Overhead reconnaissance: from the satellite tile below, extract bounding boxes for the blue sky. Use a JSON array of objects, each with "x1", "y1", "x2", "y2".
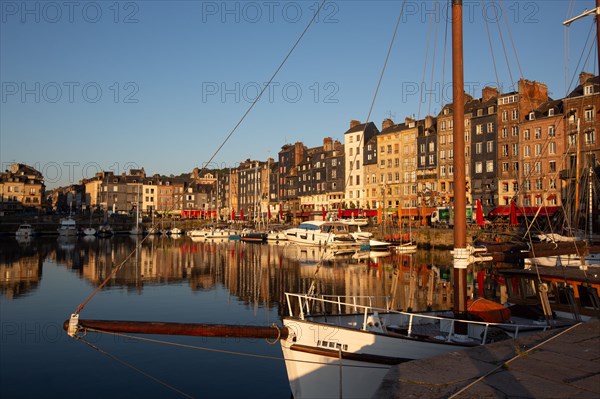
[{"x1": 1, "y1": 0, "x2": 598, "y2": 189}]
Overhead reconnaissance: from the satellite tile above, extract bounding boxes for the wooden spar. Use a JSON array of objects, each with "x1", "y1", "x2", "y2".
[
  {"x1": 452, "y1": 0, "x2": 468, "y2": 323},
  {"x1": 63, "y1": 319, "x2": 289, "y2": 340}
]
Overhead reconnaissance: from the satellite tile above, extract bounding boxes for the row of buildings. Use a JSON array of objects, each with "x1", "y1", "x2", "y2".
[{"x1": 2, "y1": 73, "x2": 598, "y2": 227}]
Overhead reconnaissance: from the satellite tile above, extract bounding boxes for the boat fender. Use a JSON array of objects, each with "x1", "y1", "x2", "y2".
[{"x1": 67, "y1": 313, "x2": 79, "y2": 337}]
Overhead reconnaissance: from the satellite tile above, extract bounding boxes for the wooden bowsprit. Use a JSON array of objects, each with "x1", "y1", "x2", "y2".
[{"x1": 64, "y1": 317, "x2": 289, "y2": 340}]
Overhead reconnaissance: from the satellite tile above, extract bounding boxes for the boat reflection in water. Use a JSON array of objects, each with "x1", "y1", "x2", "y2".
[{"x1": 0, "y1": 235, "x2": 465, "y2": 398}]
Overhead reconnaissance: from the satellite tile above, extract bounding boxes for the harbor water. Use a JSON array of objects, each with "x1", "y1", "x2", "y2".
[{"x1": 1, "y1": 235, "x2": 459, "y2": 398}]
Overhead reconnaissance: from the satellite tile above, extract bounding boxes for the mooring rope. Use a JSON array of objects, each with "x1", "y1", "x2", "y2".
[
  {"x1": 73, "y1": 335, "x2": 195, "y2": 399},
  {"x1": 447, "y1": 322, "x2": 583, "y2": 398},
  {"x1": 79, "y1": 328, "x2": 390, "y2": 370}
]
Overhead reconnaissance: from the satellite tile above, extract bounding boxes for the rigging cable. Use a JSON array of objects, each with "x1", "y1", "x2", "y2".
[
  {"x1": 417, "y1": 0, "x2": 434, "y2": 119},
  {"x1": 481, "y1": 0, "x2": 500, "y2": 89},
  {"x1": 203, "y1": 0, "x2": 328, "y2": 169},
  {"x1": 491, "y1": 0, "x2": 515, "y2": 91},
  {"x1": 427, "y1": 0, "x2": 440, "y2": 117}
]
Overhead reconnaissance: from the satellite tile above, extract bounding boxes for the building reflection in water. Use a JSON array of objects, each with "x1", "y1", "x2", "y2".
[{"x1": 1, "y1": 236, "x2": 470, "y2": 313}]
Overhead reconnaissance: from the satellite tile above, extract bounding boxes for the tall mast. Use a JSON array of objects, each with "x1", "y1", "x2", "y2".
[{"x1": 451, "y1": 0, "x2": 468, "y2": 321}]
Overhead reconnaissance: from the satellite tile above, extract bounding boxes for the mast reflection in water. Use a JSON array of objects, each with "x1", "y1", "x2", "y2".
[{"x1": 1, "y1": 235, "x2": 455, "y2": 398}]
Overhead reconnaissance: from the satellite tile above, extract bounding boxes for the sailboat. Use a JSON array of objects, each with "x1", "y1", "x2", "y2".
[
  {"x1": 129, "y1": 184, "x2": 143, "y2": 235},
  {"x1": 65, "y1": 3, "x2": 594, "y2": 399}
]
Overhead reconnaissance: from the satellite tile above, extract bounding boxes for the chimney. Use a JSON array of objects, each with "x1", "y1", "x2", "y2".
[
  {"x1": 382, "y1": 118, "x2": 394, "y2": 130},
  {"x1": 350, "y1": 119, "x2": 361, "y2": 129},
  {"x1": 482, "y1": 86, "x2": 499, "y2": 102},
  {"x1": 425, "y1": 115, "x2": 434, "y2": 130},
  {"x1": 579, "y1": 71, "x2": 595, "y2": 85},
  {"x1": 323, "y1": 137, "x2": 333, "y2": 151}
]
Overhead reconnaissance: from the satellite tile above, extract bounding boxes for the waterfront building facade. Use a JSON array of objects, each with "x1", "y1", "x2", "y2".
[
  {"x1": 0, "y1": 163, "x2": 45, "y2": 213},
  {"x1": 344, "y1": 120, "x2": 379, "y2": 209}
]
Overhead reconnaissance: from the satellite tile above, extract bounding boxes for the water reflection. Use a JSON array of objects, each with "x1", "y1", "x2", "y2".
[{"x1": 1, "y1": 236, "x2": 462, "y2": 313}]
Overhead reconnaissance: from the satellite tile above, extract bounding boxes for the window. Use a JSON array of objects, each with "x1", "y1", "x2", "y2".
[
  {"x1": 502, "y1": 162, "x2": 509, "y2": 172},
  {"x1": 548, "y1": 125, "x2": 555, "y2": 137},
  {"x1": 535, "y1": 144, "x2": 542, "y2": 156},
  {"x1": 523, "y1": 129, "x2": 530, "y2": 140},
  {"x1": 388, "y1": 145, "x2": 393, "y2": 154},
  {"x1": 487, "y1": 141, "x2": 494, "y2": 153},
  {"x1": 476, "y1": 142, "x2": 483, "y2": 154},
  {"x1": 549, "y1": 142, "x2": 556, "y2": 154},
  {"x1": 585, "y1": 108, "x2": 594, "y2": 122},
  {"x1": 475, "y1": 162, "x2": 483, "y2": 174},
  {"x1": 486, "y1": 122, "x2": 494, "y2": 133},
  {"x1": 511, "y1": 109, "x2": 518, "y2": 120},
  {"x1": 535, "y1": 162, "x2": 541, "y2": 174},
  {"x1": 356, "y1": 175, "x2": 360, "y2": 185},
  {"x1": 512, "y1": 144, "x2": 518, "y2": 156},
  {"x1": 428, "y1": 142, "x2": 435, "y2": 152},
  {"x1": 441, "y1": 120, "x2": 446, "y2": 130},
  {"x1": 548, "y1": 108, "x2": 555, "y2": 116},
  {"x1": 511, "y1": 126, "x2": 519, "y2": 136},
  {"x1": 440, "y1": 150, "x2": 446, "y2": 160},
  {"x1": 549, "y1": 178, "x2": 556, "y2": 189},
  {"x1": 476, "y1": 124, "x2": 483, "y2": 134},
  {"x1": 502, "y1": 111, "x2": 508, "y2": 121},
  {"x1": 440, "y1": 165, "x2": 446, "y2": 176},
  {"x1": 501, "y1": 127, "x2": 508, "y2": 138},
  {"x1": 524, "y1": 163, "x2": 531, "y2": 174},
  {"x1": 486, "y1": 160, "x2": 494, "y2": 173},
  {"x1": 523, "y1": 145, "x2": 530, "y2": 157},
  {"x1": 502, "y1": 182, "x2": 509, "y2": 192},
  {"x1": 428, "y1": 154, "x2": 435, "y2": 165},
  {"x1": 535, "y1": 178, "x2": 543, "y2": 190},
  {"x1": 349, "y1": 148, "x2": 353, "y2": 156},
  {"x1": 585, "y1": 129, "x2": 596, "y2": 144},
  {"x1": 549, "y1": 161, "x2": 556, "y2": 173},
  {"x1": 584, "y1": 85, "x2": 593, "y2": 95}
]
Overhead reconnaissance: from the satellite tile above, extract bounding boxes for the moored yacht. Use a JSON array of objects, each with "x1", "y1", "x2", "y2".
[
  {"x1": 57, "y1": 217, "x2": 77, "y2": 236},
  {"x1": 284, "y1": 221, "x2": 360, "y2": 254},
  {"x1": 15, "y1": 223, "x2": 35, "y2": 237}
]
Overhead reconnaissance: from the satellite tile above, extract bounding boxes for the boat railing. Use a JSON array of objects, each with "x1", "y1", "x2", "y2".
[{"x1": 285, "y1": 292, "x2": 552, "y2": 344}]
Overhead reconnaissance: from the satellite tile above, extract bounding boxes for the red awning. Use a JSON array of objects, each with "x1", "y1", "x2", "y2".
[
  {"x1": 340, "y1": 209, "x2": 377, "y2": 217},
  {"x1": 489, "y1": 205, "x2": 560, "y2": 217}
]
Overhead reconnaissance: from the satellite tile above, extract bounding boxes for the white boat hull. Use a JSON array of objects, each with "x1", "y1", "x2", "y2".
[
  {"x1": 280, "y1": 317, "x2": 474, "y2": 399},
  {"x1": 525, "y1": 253, "x2": 600, "y2": 267}
]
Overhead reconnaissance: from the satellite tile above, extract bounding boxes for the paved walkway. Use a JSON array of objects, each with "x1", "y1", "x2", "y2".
[{"x1": 373, "y1": 320, "x2": 600, "y2": 398}]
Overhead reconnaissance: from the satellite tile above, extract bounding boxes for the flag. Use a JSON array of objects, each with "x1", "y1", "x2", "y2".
[
  {"x1": 322, "y1": 206, "x2": 326, "y2": 220},
  {"x1": 232, "y1": 209, "x2": 235, "y2": 221},
  {"x1": 268, "y1": 206, "x2": 271, "y2": 220},
  {"x1": 476, "y1": 199, "x2": 484, "y2": 227},
  {"x1": 337, "y1": 207, "x2": 342, "y2": 219},
  {"x1": 510, "y1": 200, "x2": 517, "y2": 226},
  {"x1": 241, "y1": 208, "x2": 244, "y2": 220}
]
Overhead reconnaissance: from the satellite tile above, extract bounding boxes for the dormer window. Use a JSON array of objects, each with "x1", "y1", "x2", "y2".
[
  {"x1": 584, "y1": 85, "x2": 593, "y2": 95},
  {"x1": 529, "y1": 112, "x2": 535, "y2": 120},
  {"x1": 548, "y1": 109, "x2": 554, "y2": 117}
]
